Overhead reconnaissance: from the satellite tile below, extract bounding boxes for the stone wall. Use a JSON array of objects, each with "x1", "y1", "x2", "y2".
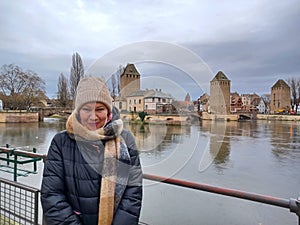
[
  {"x1": 0, "y1": 112, "x2": 39, "y2": 123},
  {"x1": 257, "y1": 114, "x2": 300, "y2": 121}
]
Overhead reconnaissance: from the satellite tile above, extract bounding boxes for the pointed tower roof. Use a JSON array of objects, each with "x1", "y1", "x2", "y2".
[
  {"x1": 272, "y1": 79, "x2": 290, "y2": 89},
  {"x1": 211, "y1": 71, "x2": 229, "y2": 81},
  {"x1": 120, "y1": 63, "x2": 140, "y2": 77}
]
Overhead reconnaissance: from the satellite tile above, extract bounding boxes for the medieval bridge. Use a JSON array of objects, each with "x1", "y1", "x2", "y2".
[{"x1": 38, "y1": 107, "x2": 73, "y2": 120}]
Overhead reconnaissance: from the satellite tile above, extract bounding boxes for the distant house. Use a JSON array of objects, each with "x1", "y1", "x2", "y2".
[
  {"x1": 197, "y1": 93, "x2": 209, "y2": 111},
  {"x1": 230, "y1": 92, "x2": 242, "y2": 113},
  {"x1": 240, "y1": 93, "x2": 260, "y2": 112},
  {"x1": 241, "y1": 94, "x2": 251, "y2": 107},
  {"x1": 257, "y1": 98, "x2": 270, "y2": 114},
  {"x1": 250, "y1": 93, "x2": 261, "y2": 112},
  {"x1": 144, "y1": 89, "x2": 173, "y2": 114},
  {"x1": 127, "y1": 90, "x2": 148, "y2": 113},
  {"x1": 125, "y1": 89, "x2": 173, "y2": 113}
]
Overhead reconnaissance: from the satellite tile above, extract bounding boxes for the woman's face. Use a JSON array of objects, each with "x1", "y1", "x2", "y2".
[{"x1": 79, "y1": 102, "x2": 109, "y2": 130}]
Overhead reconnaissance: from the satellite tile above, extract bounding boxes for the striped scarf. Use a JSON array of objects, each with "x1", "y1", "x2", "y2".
[{"x1": 66, "y1": 112, "x2": 124, "y2": 225}]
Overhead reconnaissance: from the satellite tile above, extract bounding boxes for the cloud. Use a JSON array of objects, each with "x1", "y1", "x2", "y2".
[{"x1": 0, "y1": 0, "x2": 299, "y2": 98}]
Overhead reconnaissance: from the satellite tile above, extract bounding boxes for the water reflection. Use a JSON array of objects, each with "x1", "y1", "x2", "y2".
[
  {"x1": 0, "y1": 118, "x2": 65, "y2": 152},
  {"x1": 124, "y1": 122, "x2": 192, "y2": 169},
  {"x1": 268, "y1": 121, "x2": 300, "y2": 162},
  {"x1": 0, "y1": 119, "x2": 299, "y2": 225},
  {"x1": 125, "y1": 120, "x2": 300, "y2": 174}
]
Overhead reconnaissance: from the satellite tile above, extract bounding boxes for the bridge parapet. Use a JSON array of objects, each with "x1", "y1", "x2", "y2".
[{"x1": 39, "y1": 107, "x2": 73, "y2": 120}]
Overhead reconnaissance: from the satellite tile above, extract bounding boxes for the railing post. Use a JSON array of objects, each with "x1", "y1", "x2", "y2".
[
  {"x1": 33, "y1": 147, "x2": 37, "y2": 172},
  {"x1": 6, "y1": 144, "x2": 10, "y2": 166},
  {"x1": 13, "y1": 153, "x2": 18, "y2": 182},
  {"x1": 289, "y1": 198, "x2": 300, "y2": 225},
  {"x1": 34, "y1": 191, "x2": 39, "y2": 225}
]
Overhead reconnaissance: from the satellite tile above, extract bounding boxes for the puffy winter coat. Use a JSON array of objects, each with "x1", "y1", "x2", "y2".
[{"x1": 41, "y1": 128, "x2": 143, "y2": 225}]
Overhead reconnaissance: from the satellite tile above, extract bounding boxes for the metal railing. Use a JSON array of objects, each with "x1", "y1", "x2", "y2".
[
  {"x1": 0, "y1": 177, "x2": 40, "y2": 225},
  {"x1": 0, "y1": 147, "x2": 299, "y2": 224},
  {"x1": 143, "y1": 173, "x2": 300, "y2": 225},
  {"x1": 0, "y1": 146, "x2": 47, "y2": 182}
]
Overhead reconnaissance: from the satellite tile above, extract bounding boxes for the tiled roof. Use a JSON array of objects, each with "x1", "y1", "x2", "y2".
[
  {"x1": 127, "y1": 90, "x2": 150, "y2": 97},
  {"x1": 145, "y1": 90, "x2": 173, "y2": 99}
]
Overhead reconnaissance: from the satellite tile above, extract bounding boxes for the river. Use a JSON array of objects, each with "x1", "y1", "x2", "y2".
[{"x1": 0, "y1": 118, "x2": 299, "y2": 225}]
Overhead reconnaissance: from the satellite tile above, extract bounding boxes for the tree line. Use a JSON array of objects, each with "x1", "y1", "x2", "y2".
[
  {"x1": 0, "y1": 53, "x2": 299, "y2": 112},
  {"x1": 288, "y1": 78, "x2": 300, "y2": 113},
  {"x1": 0, "y1": 52, "x2": 85, "y2": 110}
]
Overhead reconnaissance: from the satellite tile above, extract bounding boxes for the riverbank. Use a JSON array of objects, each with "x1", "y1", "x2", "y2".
[
  {"x1": 257, "y1": 114, "x2": 300, "y2": 121},
  {"x1": 0, "y1": 111, "x2": 39, "y2": 123},
  {"x1": 201, "y1": 111, "x2": 300, "y2": 122},
  {"x1": 1, "y1": 111, "x2": 299, "y2": 123}
]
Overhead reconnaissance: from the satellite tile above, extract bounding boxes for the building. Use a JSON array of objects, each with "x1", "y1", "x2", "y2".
[
  {"x1": 144, "y1": 89, "x2": 173, "y2": 114},
  {"x1": 209, "y1": 71, "x2": 231, "y2": 115},
  {"x1": 270, "y1": 79, "x2": 291, "y2": 114},
  {"x1": 239, "y1": 93, "x2": 260, "y2": 112},
  {"x1": 126, "y1": 90, "x2": 149, "y2": 112},
  {"x1": 114, "y1": 63, "x2": 141, "y2": 111},
  {"x1": 241, "y1": 94, "x2": 251, "y2": 107},
  {"x1": 257, "y1": 98, "x2": 270, "y2": 114},
  {"x1": 126, "y1": 89, "x2": 173, "y2": 113},
  {"x1": 119, "y1": 63, "x2": 141, "y2": 98},
  {"x1": 197, "y1": 93, "x2": 209, "y2": 111},
  {"x1": 230, "y1": 92, "x2": 242, "y2": 113},
  {"x1": 114, "y1": 63, "x2": 175, "y2": 114}
]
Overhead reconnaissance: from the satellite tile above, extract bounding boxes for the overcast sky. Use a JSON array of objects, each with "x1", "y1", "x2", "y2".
[{"x1": 1, "y1": 0, "x2": 299, "y2": 100}]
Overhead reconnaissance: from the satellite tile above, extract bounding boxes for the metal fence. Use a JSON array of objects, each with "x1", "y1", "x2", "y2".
[
  {"x1": 0, "y1": 178, "x2": 40, "y2": 225},
  {"x1": 0, "y1": 145, "x2": 46, "y2": 182},
  {"x1": 143, "y1": 173, "x2": 300, "y2": 225}
]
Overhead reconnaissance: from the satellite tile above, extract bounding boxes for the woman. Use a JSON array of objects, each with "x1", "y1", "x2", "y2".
[{"x1": 41, "y1": 77, "x2": 143, "y2": 225}]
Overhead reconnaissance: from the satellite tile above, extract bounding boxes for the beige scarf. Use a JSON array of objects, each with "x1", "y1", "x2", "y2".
[{"x1": 66, "y1": 112, "x2": 123, "y2": 225}]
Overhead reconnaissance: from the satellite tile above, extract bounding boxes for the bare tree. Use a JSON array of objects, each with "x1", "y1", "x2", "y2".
[
  {"x1": 288, "y1": 77, "x2": 300, "y2": 113},
  {"x1": 0, "y1": 64, "x2": 24, "y2": 95},
  {"x1": 69, "y1": 52, "x2": 84, "y2": 100},
  {"x1": 0, "y1": 64, "x2": 46, "y2": 110},
  {"x1": 57, "y1": 73, "x2": 69, "y2": 107},
  {"x1": 110, "y1": 65, "x2": 123, "y2": 100},
  {"x1": 111, "y1": 73, "x2": 118, "y2": 100},
  {"x1": 22, "y1": 70, "x2": 46, "y2": 109}
]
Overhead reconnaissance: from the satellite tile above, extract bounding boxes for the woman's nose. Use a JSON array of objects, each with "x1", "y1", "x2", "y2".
[{"x1": 89, "y1": 111, "x2": 97, "y2": 120}]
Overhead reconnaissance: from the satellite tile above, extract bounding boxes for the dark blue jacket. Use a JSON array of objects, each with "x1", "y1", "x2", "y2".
[{"x1": 41, "y1": 128, "x2": 143, "y2": 225}]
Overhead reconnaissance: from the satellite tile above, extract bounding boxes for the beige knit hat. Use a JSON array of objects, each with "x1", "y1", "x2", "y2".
[{"x1": 74, "y1": 76, "x2": 113, "y2": 113}]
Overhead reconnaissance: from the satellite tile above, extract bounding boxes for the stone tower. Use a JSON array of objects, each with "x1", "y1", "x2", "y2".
[
  {"x1": 209, "y1": 71, "x2": 231, "y2": 114},
  {"x1": 119, "y1": 63, "x2": 141, "y2": 97},
  {"x1": 270, "y1": 79, "x2": 290, "y2": 113}
]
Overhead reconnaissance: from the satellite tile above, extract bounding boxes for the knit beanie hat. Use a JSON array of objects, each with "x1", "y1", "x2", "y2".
[{"x1": 75, "y1": 77, "x2": 113, "y2": 114}]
